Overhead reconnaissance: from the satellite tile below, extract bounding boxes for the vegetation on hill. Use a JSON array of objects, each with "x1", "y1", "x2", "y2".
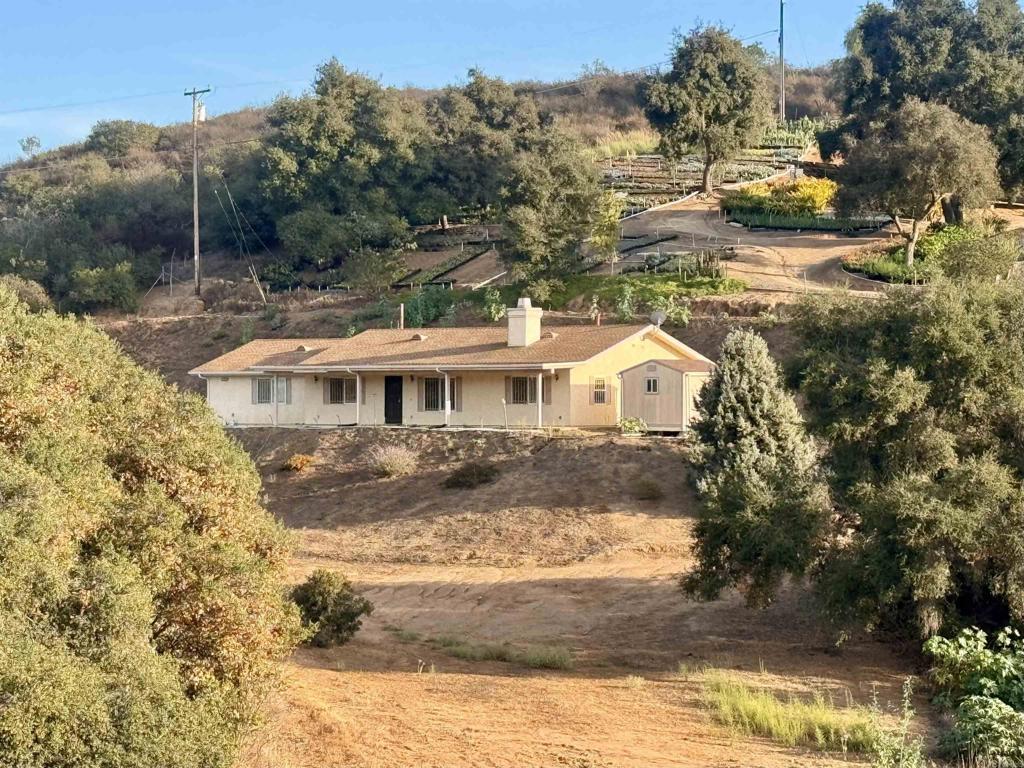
[{"x1": 0, "y1": 286, "x2": 302, "y2": 766}]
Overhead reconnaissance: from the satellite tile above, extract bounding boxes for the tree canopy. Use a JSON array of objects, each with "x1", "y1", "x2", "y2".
[
  {"x1": 0, "y1": 286, "x2": 302, "y2": 766},
  {"x1": 643, "y1": 25, "x2": 773, "y2": 193},
  {"x1": 833, "y1": 0, "x2": 1024, "y2": 195},
  {"x1": 836, "y1": 99, "x2": 1000, "y2": 266}
]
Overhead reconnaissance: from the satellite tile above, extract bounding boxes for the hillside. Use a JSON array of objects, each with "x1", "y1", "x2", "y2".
[{"x1": 231, "y1": 427, "x2": 923, "y2": 768}]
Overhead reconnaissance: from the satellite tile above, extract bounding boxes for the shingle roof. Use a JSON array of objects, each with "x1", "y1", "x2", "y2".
[{"x1": 190, "y1": 324, "x2": 655, "y2": 375}]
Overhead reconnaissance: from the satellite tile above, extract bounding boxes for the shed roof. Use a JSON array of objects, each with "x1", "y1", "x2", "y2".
[
  {"x1": 620, "y1": 358, "x2": 716, "y2": 376},
  {"x1": 190, "y1": 324, "x2": 672, "y2": 375}
]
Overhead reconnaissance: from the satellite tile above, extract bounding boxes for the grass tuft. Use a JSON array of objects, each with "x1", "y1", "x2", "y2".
[
  {"x1": 701, "y1": 670, "x2": 878, "y2": 753},
  {"x1": 429, "y1": 636, "x2": 573, "y2": 670}
]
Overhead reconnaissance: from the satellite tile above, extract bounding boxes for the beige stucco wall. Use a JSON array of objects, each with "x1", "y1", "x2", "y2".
[
  {"x1": 568, "y1": 330, "x2": 687, "y2": 427},
  {"x1": 200, "y1": 329, "x2": 700, "y2": 429}
]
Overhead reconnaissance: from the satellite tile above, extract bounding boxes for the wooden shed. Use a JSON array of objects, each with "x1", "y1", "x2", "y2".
[{"x1": 618, "y1": 359, "x2": 715, "y2": 432}]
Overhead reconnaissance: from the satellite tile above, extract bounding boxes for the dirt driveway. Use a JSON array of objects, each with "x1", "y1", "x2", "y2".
[
  {"x1": 620, "y1": 198, "x2": 890, "y2": 293},
  {"x1": 236, "y1": 429, "x2": 921, "y2": 768}
]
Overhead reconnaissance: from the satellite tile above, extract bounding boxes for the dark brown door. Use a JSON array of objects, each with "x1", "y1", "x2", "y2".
[{"x1": 384, "y1": 376, "x2": 403, "y2": 425}]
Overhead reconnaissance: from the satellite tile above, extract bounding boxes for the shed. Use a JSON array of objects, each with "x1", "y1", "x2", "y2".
[{"x1": 618, "y1": 358, "x2": 714, "y2": 432}]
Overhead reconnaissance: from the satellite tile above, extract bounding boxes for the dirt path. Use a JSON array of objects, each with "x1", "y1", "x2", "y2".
[
  {"x1": 236, "y1": 429, "x2": 921, "y2": 768},
  {"x1": 620, "y1": 198, "x2": 889, "y2": 293}
]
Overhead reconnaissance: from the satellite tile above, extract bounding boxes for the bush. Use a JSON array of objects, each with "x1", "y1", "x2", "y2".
[
  {"x1": 282, "y1": 453, "x2": 314, "y2": 472},
  {"x1": 720, "y1": 177, "x2": 838, "y2": 217},
  {"x1": 870, "y1": 680, "x2": 926, "y2": 768},
  {"x1": 0, "y1": 285, "x2": 302, "y2": 767},
  {"x1": 367, "y1": 444, "x2": 419, "y2": 477},
  {"x1": 630, "y1": 475, "x2": 664, "y2": 501},
  {"x1": 701, "y1": 670, "x2": 878, "y2": 752},
  {"x1": 619, "y1": 417, "x2": 648, "y2": 435},
  {"x1": 730, "y1": 211, "x2": 883, "y2": 232},
  {"x1": 404, "y1": 286, "x2": 455, "y2": 328},
  {"x1": 292, "y1": 570, "x2": 374, "y2": 648},
  {"x1": 482, "y1": 287, "x2": 507, "y2": 321},
  {"x1": 924, "y1": 627, "x2": 1024, "y2": 763},
  {"x1": 443, "y1": 461, "x2": 500, "y2": 489},
  {"x1": 67, "y1": 261, "x2": 139, "y2": 313},
  {"x1": 0, "y1": 275, "x2": 52, "y2": 311}
]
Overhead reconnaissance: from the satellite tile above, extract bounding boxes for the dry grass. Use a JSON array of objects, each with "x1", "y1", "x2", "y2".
[
  {"x1": 367, "y1": 444, "x2": 419, "y2": 477},
  {"x1": 281, "y1": 453, "x2": 315, "y2": 472},
  {"x1": 630, "y1": 476, "x2": 664, "y2": 501},
  {"x1": 586, "y1": 128, "x2": 660, "y2": 160},
  {"x1": 701, "y1": 669, "x2": 879, "y2": 753}
]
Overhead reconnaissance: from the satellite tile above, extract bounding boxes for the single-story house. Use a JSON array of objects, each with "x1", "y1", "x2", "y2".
[{"x1": 190, "y1": 298, "x2": 715, "y2": 429}]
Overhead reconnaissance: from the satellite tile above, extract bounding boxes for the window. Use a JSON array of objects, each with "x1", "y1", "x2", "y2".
[
  {"x1": 328, "y1": 377, "x2": 357, "y2": 404},
  {"x1": 593, "y1": 378, "x2": 607, "y2": 405},
  {"x1": 509, "y1": 376, "x2": 537, "y2": 405},
  {"x1": 449, "y1": 377, "x2": 458, "y2": 411},
  {"x1": 424, "y1": 377, "x2": 442, "y2": 411},
  {"x1": 255, "y1": 377, "x2": 273, "y2": 404},
  {"x1": 276, "y1": 376, "x2": 291, "y2": 405},
  {"x1": 645, "y1": 377, "x2": 660, "y2": 394}
]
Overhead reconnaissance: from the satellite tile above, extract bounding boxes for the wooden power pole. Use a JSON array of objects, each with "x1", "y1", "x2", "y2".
[
  {"x1": 778, "y1": 0, "x2": 786, "y2": 124},
  {"x1": 184, "y1": 87, "x2": 211, "y2": 296}
]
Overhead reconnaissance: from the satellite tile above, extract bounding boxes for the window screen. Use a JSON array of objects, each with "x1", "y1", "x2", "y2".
[
  {"x1": 329, "y1": 378, "x2": 357, "y2": 404},
  {"x1": 256, "y1": 377, "x2": 273, "y2": 404}
]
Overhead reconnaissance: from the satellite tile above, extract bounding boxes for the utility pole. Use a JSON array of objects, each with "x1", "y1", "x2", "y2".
[
  {"x1": 778, "y1": 0, "x2": 786, "y2": 124},
  {"x1": 184, "y1": 87, "x2": 211, "y2": 296}
]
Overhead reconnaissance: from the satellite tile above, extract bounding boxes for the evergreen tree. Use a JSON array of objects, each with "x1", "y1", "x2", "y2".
[{"x1": 685, "y1": 330, "x2": 829, "y2": 608}]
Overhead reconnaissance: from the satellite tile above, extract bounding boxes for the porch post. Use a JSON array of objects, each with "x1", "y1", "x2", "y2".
[
  {"x1": 443, "y1": 371, "x2": 451, "y2": 426},
  {"x1": 355, "y1": 372, "x2": 361, "y2": 425},
  {"x1": 536, "y1": 371, "x2": 543, "y2": 428}
]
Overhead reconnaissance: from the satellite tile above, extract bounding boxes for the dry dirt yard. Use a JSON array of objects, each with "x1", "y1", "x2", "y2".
[{"x1": 234, "y1": 428, "x2": 924, "y2": 768}]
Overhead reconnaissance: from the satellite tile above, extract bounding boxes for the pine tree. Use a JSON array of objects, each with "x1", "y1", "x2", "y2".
[{"x1": 684, "y1": 330, "x2": 829, "y2": 607}]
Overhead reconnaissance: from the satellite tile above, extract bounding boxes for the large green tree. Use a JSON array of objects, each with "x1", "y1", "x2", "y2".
[
  {"x1": 643, "y1": 26, "x2": 773, "y2": 193},
  {"x1": 834, "y1": 0, "x2": 1024, "y2": 195},
  {"x1": 836, "y1": 99, "x2": 999, "y2": 266},
  {"x1": 0, "y1": 287, "x2": 302, "y2": 766},
  {"x1": 685, "y1": 330, "x2": 830, "y2": 608},
  {"x1": 793, "y1": 281, "x2": 1024, "y2": 636}
]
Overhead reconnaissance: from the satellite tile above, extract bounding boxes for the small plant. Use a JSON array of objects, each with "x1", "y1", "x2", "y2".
[
  {"x1": 625, "y1": 675, "x2": 647, "y2": 690},
  {"x1": 239, "y1": 317, "x2": 255, "y2": 344},
  {"x1": 262, "y1": 303, "x2": 286, "y2": 330},
  {"x1": 481, "y1": 287, "x2": 507, "y2": 322},
  {"x1": 428, "y1": 636, "x2": 573, "y2": 669},
  {"x1": 614, "y1": 282, "x2": 637, "y2": 321},
  {"x1": 630, "y1": 475, "x2": 664, "y2": 501},
  {"x1": 292, "y1": 569, "x2": 374, "y2": 648},
  {"x1": 619, "y1": 417, "x2": 648, "y2": 435},
  {"x1": 367, "y1": 444, "x2": 419, "y2": 477},
  {"x1": 443, "y1": 460, "x2": 500, "y2": 489},
  {"x1": 869, "y1": 680, "x2": 926, "y2": 768},
  {"x1": 282, "y1": 453, "x2": 315, "y2": 472}
]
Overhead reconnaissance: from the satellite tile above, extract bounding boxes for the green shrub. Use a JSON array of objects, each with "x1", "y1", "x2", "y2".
[
  {"x1": 630, "y1": 476, "x2": 664, "y2": 501},
  {"x1": 481, "y1": 287, "x2": 506, "y2": 321},
  {"x1": 0, "y1": 275, "x2": 52, "y2": 312},
  {"x1": 0, "y1": 285, "x2": 302, "y2": 767},
  {"x1": 701, "y1": 670, "x2": 878, "y2": 752},
  {"x1": 367, "y1": 444, "x2": 419, "y2": 477},
  {"x1": 943, "y1": 696, "x2": 1024, "y2": 763},
  {"x1": 619, "y1": 417, "x2": 648, "y2": 435},
  {"x1": 292, "y1": 570, "x2": 374, "y2": 648},
  {"x1": 869, "y1": 680, "x2": 926, "y2": 768},
  {"x1": 67, "y1": 261, "x2": 138, "y2": 313},
  {"x1": 721, "y1": 177, "x2": 838, "y2": 217},
  {"x1": 443, "y1": 461, "x2": 500, "y2": 489},
  {"x1": 730, "y1": 211, "x2": 883, "y2": 231},
  {"x1": 404, "y1": 286, "x2": 455, "y2": 328}
]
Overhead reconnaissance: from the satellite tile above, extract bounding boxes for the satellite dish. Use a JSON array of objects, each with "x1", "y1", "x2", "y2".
[{"x1": 650, "y1": 310, "x2": 668, "y2": 327}]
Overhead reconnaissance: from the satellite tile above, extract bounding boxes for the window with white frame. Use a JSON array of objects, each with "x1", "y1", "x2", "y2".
[
  {"x1": 593, "y1": 377, "x2": 607, "y2": 405},
  {"x1": 328, "y1": 377, "x2": 357, "y2": 404},
  {"x1": 255, "y1": 377, "x2": 273, "y2": 404},
  {"x1": 276, "y1": 376, "x2": 291, "y2": 405},
  {"x1": 645, "y1": 377, "x2": 660, "y2": 394},
  {"x1": 423, "y1": 377, "x2": 442, "y2": 411}
]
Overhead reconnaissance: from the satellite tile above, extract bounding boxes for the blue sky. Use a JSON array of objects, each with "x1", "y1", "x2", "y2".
[{"x1": 0, "y1": 0, "x2": 866, "y2": 160}]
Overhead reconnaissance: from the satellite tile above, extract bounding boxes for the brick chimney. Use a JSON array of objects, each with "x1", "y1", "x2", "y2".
[{"x1": 507, "y1": 297, "x2": 543, "y2": 347}]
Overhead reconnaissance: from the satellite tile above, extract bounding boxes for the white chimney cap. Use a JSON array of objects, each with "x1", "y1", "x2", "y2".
[{"x1": 517, "y1": 297, "x2": 533, "y2": 308}]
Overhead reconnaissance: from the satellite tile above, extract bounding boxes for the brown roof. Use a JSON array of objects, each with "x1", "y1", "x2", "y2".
[
  {"x1": 622, "y1": 358, "x2": 716, "y2": 375},
  {"x1": 190, "y1": 324, "x2": 657, "y2": 375}
]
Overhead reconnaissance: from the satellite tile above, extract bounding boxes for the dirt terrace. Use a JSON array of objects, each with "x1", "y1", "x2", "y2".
[{"x1": 235, "y1": 428, "x2": 923, "y2": 768}]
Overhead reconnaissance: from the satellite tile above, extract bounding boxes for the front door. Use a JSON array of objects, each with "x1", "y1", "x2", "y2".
[{"x1": 384, "y1": 376, "x2": 403, "y2": 425}]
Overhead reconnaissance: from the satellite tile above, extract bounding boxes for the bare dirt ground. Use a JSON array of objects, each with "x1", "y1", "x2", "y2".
[
  {"x1": 233, "y1": 428, "x2": 925, "y2": 768},
  {"x1": 621, "y1": 197, "x2": 890, "y2": 293}
]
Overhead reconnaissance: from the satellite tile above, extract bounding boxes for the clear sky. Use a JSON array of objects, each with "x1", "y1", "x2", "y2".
[{"x1": 0, "y1": 0, "x2": 866, "y2": 160}]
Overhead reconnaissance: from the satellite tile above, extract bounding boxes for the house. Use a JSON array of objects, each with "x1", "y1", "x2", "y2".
[
  {"x1": 190, "y1": 298, "x2": 714, "y2": 429},
  {"x1": 619, "y1": 358, "x2": 715, "y2": 432}
]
